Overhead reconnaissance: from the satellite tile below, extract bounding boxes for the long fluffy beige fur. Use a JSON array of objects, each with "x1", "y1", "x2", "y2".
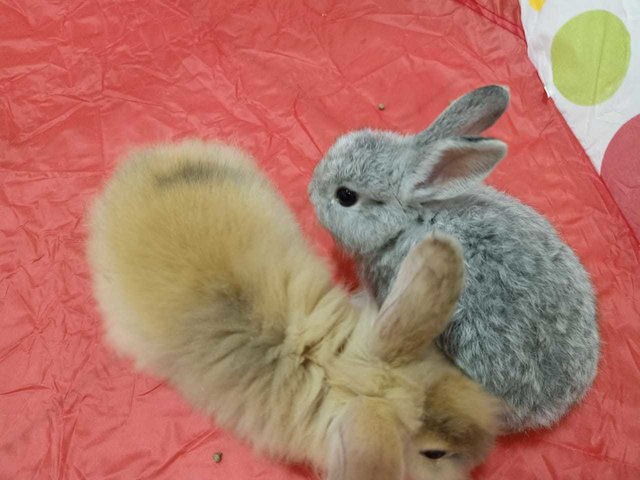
[{"x1": 88, "y1": 140, "x2": 501, "y2": 480}]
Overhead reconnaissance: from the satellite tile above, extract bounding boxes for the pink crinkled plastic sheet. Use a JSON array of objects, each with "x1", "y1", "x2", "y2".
[{"x1": 1, "y1": 1, "x2": 639, "y2": 479}]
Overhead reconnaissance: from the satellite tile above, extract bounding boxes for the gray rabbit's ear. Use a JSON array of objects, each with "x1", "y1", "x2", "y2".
[
  {"x1": 417, "y1": 85, "x2": 509, "y2": 144},
  {"x1": 401, "y1": 136, "x2": 506, "y2": 203},
  {"x1": 371, "y1": 235, "x2": 463, "y2": 365}
]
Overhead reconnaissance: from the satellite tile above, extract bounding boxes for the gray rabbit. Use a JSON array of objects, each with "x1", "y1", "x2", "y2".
[{"x1": 308, "y1": 85, "x2": 599, "y2": 432}]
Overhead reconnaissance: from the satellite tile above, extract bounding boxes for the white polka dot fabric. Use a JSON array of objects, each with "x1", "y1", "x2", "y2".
[{"x1": 520, "y1": 0, "x2": 640, "y2": 238}]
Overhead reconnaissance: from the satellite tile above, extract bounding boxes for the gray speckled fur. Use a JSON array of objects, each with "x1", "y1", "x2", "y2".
[{"x1": 308, "y1": 86, "x2": 599, "y2": 431}]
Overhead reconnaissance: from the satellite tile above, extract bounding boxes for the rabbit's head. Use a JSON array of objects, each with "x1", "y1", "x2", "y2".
[
  {"x1": 325, "y1": 235, "x2": 500, "y2": 480},
  {"x1": 309, "y1": 85, "x2": 509, "y2": 256}
]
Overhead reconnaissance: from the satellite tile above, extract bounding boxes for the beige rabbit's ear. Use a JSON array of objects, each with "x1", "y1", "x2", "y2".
[
  {"x1": 372, "y1": 234, "x2": 463, "y2": 365},
  {"x1": 326, "y1": 398, "x2": 404, "y2": 480},
  {"x1": 417, "y1": 369, "x2": 501, "y2": 465}
]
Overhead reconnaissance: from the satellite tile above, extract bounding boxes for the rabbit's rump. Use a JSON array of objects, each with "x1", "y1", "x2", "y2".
[{"x1": 88, "y1": 141, "x2": 310, "y2": 359}]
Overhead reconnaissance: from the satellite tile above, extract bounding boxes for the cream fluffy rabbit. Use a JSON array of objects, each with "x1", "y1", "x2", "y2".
[{"x1": 87, "y1": 140, "x2": 501, "y2": 480}]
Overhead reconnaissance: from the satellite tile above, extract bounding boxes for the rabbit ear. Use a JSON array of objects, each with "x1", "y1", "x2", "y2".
[
  {"x1": 416, "y1": 85, "x2": 509, "y2": 145},
  {"x1": 326, "y1": 398, "x2": 404, "y2": 480},
  {"x1": 416, "y1": 368, "x2": 501, "y2": 464},
  {"x1": 371, "y1": 235, "x2": 463, "y2": 365},
  {"x1": 401, "y1": 136, "x2": 506, "y2": 204}
]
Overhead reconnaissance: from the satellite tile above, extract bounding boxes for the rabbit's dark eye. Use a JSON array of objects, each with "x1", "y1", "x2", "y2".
[
  {"x1": 335, "y1": 187, "x2": 358, "y2": 207},
  {"x1": 420, "y1": 450, "x2": 447, "y2": 460}
]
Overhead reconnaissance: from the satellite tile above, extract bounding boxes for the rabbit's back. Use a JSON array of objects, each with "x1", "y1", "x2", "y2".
[
  {"x1": 88, "y1": 140, "x2": 350, "y2": 461},
  {"x1": 89, "y1": 141, "x2": 307, "y2": 344},
  {"x1": 363, "y1": 186, "x2": 599, "y2": 430}
]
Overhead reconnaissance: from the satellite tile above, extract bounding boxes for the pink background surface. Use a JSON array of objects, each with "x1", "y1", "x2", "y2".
[{"x1": 1, "y1": 1, "x2": 639, "y2": 478}]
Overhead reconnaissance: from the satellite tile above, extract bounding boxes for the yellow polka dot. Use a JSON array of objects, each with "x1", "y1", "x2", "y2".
[{"x1": 529, "y1": 0, "x2": 545, "y2": 11}]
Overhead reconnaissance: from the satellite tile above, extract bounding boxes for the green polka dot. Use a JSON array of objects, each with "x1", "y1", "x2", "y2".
[{"x1": 551, "y1": 10, "x2": 630, "y2": 106}]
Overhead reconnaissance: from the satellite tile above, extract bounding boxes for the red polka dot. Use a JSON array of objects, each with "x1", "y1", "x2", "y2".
[{"x1": 601, "y1": 115, "x2": 640, "y2": 240}]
